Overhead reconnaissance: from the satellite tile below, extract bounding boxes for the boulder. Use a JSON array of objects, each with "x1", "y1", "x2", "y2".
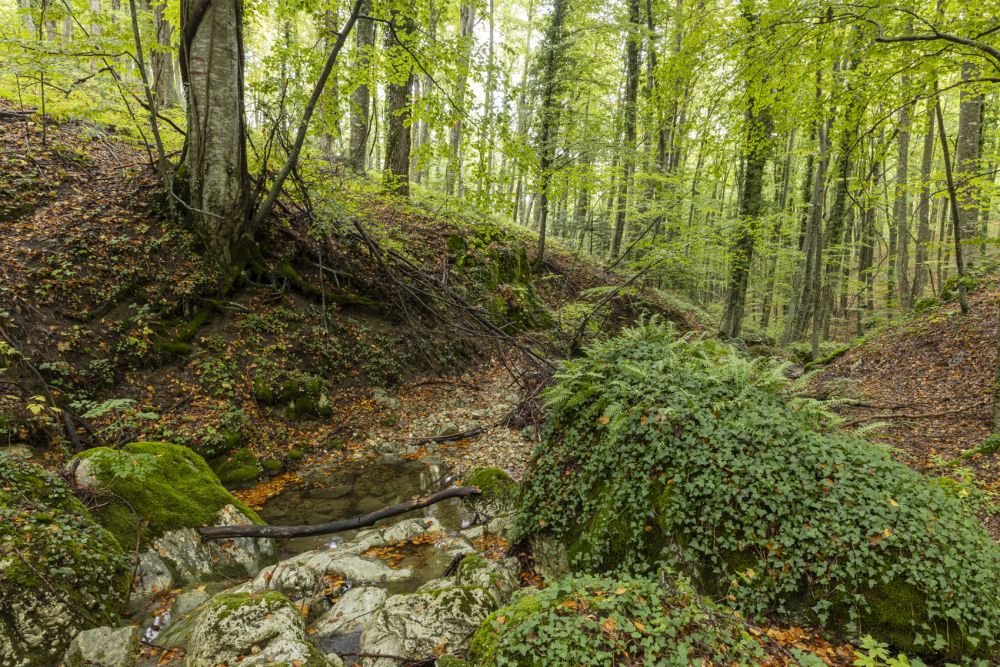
[
  {"x1": 514, "y1": 324, "x2": 1000, "y2": 659},
  {"x1": 184, "y1": 592, "x2": 342, "y2": 667},
  {"x1": 309, "y1": 586, "x2": 388, "y2": 656},
  {"x1": 358, "y1": 556, "x2": 519, "y2": 666},
  {"x1": 0, "y1": 454, "x2": 130, "y2": 667},
  {"x1": 71, "y1": 443, "x2": 275, "y2": 614},
  {"x1": 63, "y1": 625, "x2": 139, "y2": 667},
  {"x1": 461, "y1": 468, "x2": 518, "y2": 518}
]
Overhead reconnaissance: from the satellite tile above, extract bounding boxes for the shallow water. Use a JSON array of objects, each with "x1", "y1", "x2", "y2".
[{"x1": 258, "y1": 455, "x2": 472, "y2": 559}]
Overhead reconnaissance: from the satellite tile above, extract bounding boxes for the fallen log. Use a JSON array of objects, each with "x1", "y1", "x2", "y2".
[
  {"x1": 198, "y1": 486, "x2": 481, "y2": 540},
  {"x1": 407, "y1": 426, "x2": 484, "y2": 448}
]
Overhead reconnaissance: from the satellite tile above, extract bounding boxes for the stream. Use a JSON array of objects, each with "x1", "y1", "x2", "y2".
[{"x1": 257, "y1": 454, "x2": 478, "y2": 595}]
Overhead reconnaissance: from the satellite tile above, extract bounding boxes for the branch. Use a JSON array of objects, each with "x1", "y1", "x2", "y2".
[
  {"x1": 843, "y1": 401, "x2": 988, "y2": 427},
  {"x1": 198, "y1": 486, "x2": 481, "y2": 539},
  {"x1": 250, "y1": 0, "x2": 363, "y2": 229}
]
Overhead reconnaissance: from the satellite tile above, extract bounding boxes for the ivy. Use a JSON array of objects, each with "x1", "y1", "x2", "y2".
[{"x1": 514, "y1": 320, "x2": 1000, "y2": 659}]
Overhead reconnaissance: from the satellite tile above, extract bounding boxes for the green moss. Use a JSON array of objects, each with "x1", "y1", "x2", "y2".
[
  {"x1": 75, "y1": 442, "x2": 263, "y2": 548},
  {"x1": 0, "y1": 455, "x2": 131, "y2": 662},
  {"x1": 464, "y1": 467, "x2": 518, "y2": 503},
  {"x1": 210, "y1": 448, "x2": 262, "y2": 486},
  {"x1": 262, "y1": 459, "x2": 284, "y2": 475}
]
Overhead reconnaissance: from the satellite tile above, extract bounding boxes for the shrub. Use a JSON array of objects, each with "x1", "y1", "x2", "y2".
[
  {"x1": 513, "y1": 322, "x2": 1000, "y2": 658},
  {"x1": 469, "y1": 572, "x2": 794, "y2": 666}
]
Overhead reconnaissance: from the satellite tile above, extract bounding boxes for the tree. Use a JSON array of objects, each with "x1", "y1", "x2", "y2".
[
  {"x1": 348, "y1": 0, "x2": 374, "y2": 174},
  {"x1": 445, "y1": 2, "x2": 475, "y2": 196},
  {"x1": 179, "y1": 0, "x2": 251, "y2": 270},
  {"x1": 383, "y1": 8, "x2": 414, "y2": 196},
  {"x1": 608, "y1": 0, "x2": 641, "y2": 260}
]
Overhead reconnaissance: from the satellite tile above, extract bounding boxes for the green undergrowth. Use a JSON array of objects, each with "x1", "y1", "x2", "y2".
[
  {"x1": 0, "y1": 453, "x2": 130, "y2": 662},
  {"x1": 513, "y1": 321, "x2": 1000, "y2": 659},
  {"x1": 74, "y1": 441, "x2": 263, "y2": 548},
  {"x1": 469, "y1": 572, "x2": 792, "y2": 666}
]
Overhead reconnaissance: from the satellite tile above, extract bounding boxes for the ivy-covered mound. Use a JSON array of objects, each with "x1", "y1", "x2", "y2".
[
  {"x1": 73, "y1": 441, "x2": 263, "y2": 548},
  {"x1": 469, "y1": 572, "x2": 790, "y2": 666},
  {"x1": 0, "y1": 454, "x2": 130, "y2": 666},
  {"x1": 513, "y1": 323, "x2": 1000, "y2": 659}
]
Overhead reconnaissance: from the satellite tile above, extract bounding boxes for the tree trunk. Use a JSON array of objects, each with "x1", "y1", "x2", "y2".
[
  {"x1": 150, "y1": 0, "x2": 178, "y2": 107},
  {"x1": 911, "y1": 98, "x2": 935, "y2": 303},
  {"x1": 445, "y1": 3, "x2": 475, "y2": 196},
  {"x1": 721, "y1": 9, "x2": 771, "y2": 338},
  {"x1": 533, "y1": 0, "x2": 569, "y2": 265},
  {"x1": 348, "y1": 0, "x2": 373, "y2": 174},
  {"x1": 383, "y1": 10, "x2": 414, "y2": 196},
  {"x1": 894, "y1": 92, "x2": 913, "y2": 309},
  {"x1": 180, "y1": 0, "x2": 251, "y2": 270},
  {"x1": 955, "y1": 61, "x2": 984, "y2": 264},
  {"x1": 608, "y1": 0, "x2": 641, "y2": 260},
  {"x1": 936, "y1": 98, "x2": 970, "y2": 314}
]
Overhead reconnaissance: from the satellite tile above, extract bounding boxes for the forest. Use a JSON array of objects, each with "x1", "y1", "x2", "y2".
[{"x1": 0, "y1": 0, "x2": 998, "y2": 664}]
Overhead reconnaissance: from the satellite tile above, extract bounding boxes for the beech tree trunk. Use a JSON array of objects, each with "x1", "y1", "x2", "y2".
[
  {"x1": 180, "y1": 0, "x2": 250, "y2": 270},
  {"x1": 383, "y1": 10, "x2": 414, "y2": 196},
  {"x1": 348, "y1": 0, "x2": 373, "y2": 174},
  {"x1": 912, "y1": 98, "x2": 935, "y2": 303},
  {"x1": 609, "y1": 0, "x2": 641, "y2": 260},
  {"x1": 445, "y1": 3, "x2": 474, "y2": 196},
  {"x1": 151, "y1": 0, "x2": 178, "y2": 107},
  {"x1": 894, "y1": 92, "x2": 913, "y2": 309},
  {"x1": 955, "y1": 61, "x2": 984, "y2": 264}
]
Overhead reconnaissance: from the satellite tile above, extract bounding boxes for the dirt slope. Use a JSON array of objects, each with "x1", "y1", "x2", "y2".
[{"x1": 814, "y1": 276, "x2": 999, "y2": 539}]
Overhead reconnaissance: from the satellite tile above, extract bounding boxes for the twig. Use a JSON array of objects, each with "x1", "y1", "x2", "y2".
[
  {"x1": 843, "y1": 400, "x2": 989, "y2": 427},
  {"x1": 407, "y1": 426, "x2": 484, "y2": 447}
]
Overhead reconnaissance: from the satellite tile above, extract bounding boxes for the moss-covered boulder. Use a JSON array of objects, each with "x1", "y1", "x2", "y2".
[
  {"x1": 469, "y1": 573, "x2": 778, "y2": 666},
  {"x1": 72, "y1": 441, "x2": 262, "y2": 548},
  {"x1": 210, "y1": 447, "x2": 262, "y2": 486},
  {"x1": 71, "y1": 442, "x2": 274, "y2": 613},
  {"x1": 185, "y1": 592, "x2": 341, "y2": 667},
  {"x1": 514, "y1": 323, "x2": 1000, "y2": 659},
  {"x1": 359, "y1": 557, "x2": 520, "y2": 664},
  {"x1": 463, "y1": 467, "x2": 518, "y2": 517},
  {"x1": 0, "y1": 454, "x2": 130, "y2": 666}
]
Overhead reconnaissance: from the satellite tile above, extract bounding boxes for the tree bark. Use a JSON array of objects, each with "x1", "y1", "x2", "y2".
[
  {"x1": 533, "y1": 0, "x2": 569, "y2": 265},
  {"x1": 179, "y1": 0, "x2": 251, "y2": 270},
  {"x1": 348, "y1": 0, "x2": 373, "y2": 175},
  {"x1": 911, "y1": 98, "x2": 935, "y2": 303},
  {"x1": 383, "y1": 10, "x2": 414, "y2": 196},
  {"x1": 955, "y1": 61, "x2": 984, "y2": 264},
  {"x1": 609, "y1": 0, "x2": 642, "y2": 261},
  {"x1": 150, "y1": 0, "x2": 178, "y2": 107},
  {"x1": 445, "y1": 3, "x2": 475, "y2": 196},
  {"x1": 893, "y1": 91, "x2": 914, "y2": 309},
  {"x1": 936, "y1": 98, "x2": 970, "y2": 314}
]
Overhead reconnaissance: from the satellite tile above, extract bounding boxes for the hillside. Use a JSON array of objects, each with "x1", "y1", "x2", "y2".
[
  {"x1": 0, "y1": 101, "x2": 701, "y2": 489},
  {"x1": 813, "y1": 275, "x2": 1000, "y2": 540}
]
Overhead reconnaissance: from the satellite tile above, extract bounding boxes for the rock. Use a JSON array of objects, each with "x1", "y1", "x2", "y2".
[
  {"x1": 171, "y1": 588, "x2": 211, "y2": 618},
  {"x1": 310, "y1": 586, "x2": 388, "y2": 656},
  {"x1": 359, "y1": 558, "x2": 518, "y2": 666},
  {"x1": 381, "y1": 517, "x2": 443, "y2": 543},
  {"x1": 63, "y1": 625, "x2": 139, "y2": 667},
  {"x1": 129, "y1": 504, "x2": 275, "y2": 614},
  {"x1": 209, "y1": 447, "x2": 261, "y2": 486},
  {"x1": 71, "y1": 443, "x2": 275, "y2": 613},
  {"x1": 436, "y1": 421, "x2": 460, "y2": 438},
  {"x1": 233, "y1": 546, "x2": 414, "y2": 600},
  {"x1": 461, "y1": 468, "x2": 518, "y2": 517},
  {"x1": 185, "y1": 592, "x2": 341, "y2": 667},
  {"x1": 1, "y1": 455, "x2": 130, "y2": 666}
]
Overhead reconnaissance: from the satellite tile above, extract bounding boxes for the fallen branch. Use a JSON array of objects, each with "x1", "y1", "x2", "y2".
[
  {"x1": 407, "y1": 426, "x2": 484, "y2": 447},
  {"x1": 198, "y1": 486, "x2": 480, "y2": 540},
  {"x1": 844, "y1": 400, "x2": 989, "y2": 427}
]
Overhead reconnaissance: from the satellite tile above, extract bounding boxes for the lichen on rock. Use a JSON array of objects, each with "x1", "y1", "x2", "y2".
[{"x1": 0, "y1": 454, "x2": 130, "y2": 666}]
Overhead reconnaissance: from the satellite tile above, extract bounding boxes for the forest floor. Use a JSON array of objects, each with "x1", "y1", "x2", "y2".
[{"x1": 813, "y1": 279, "x2": 1000, "y2": 541}]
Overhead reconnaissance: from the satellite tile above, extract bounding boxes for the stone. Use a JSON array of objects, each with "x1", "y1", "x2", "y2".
[
  {"x1": 359, "y1": 558, "x2": 519, "y2": 666},
  {"x1": 310, "y1": 586, "x2": 388, "y2": 656},
  {"x1": 381, "y1": 517, "x2": 443, "y2": 544},
  {"x1": 127, "y1": 550, "x2": 173, "y2": 615},
  {"x1": 63, "y1": 625, "x2": 140, "y2": 667},
  {"x1": 171, "y1": 588, "x2": 211, "y2": 618},
  {"x1": 185, "y1": 592, "x2": 342, "y2": 667}
]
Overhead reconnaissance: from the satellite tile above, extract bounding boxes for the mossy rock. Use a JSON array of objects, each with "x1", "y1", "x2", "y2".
[
  {"x1": 210, "y1": 448, "x2": 262, "y2": 487},
  {"x1": 514, "y1": 323, "x2": 1000, "y2": 659},
  {"x1": 463, "y1": 467, "x2": 519, "y2": 516},
  {"x1": 73, "y1": 442, "x2": 263, "y2": 549},
  {"x1": 469, "y1": 573, "x2": 770, "y2": 666},
  {"x1": 0, "y1": 454, "x2": 131, "y2": 665}
]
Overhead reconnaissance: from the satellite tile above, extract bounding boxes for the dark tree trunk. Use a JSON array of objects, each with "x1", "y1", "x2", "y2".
[
  {"x1": 609, "y1": 0, "x2": 642, "y2": 260},
  {"x1": 348, "y1": 0, "x2": 373, "y2": 175},
  {"x1": 383, "y1": 11, "x2": 414, "y2": 196}
]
